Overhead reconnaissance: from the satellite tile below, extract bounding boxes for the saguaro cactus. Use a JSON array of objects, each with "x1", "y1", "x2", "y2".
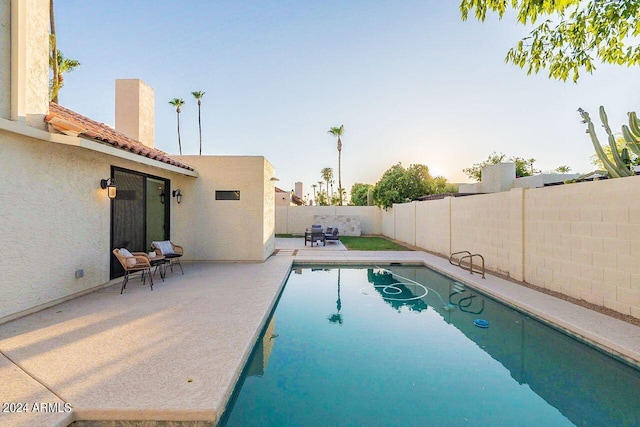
[
  {"x1": 578, "y1": 106, "x2": 634, "y2": 178},
  {"x1": 622, "y1": 111, "x2": 640, "y2": 158}
]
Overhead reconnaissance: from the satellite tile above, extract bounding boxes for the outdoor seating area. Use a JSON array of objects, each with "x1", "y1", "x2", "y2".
[
  {"x1": 304, "y1": 225, "x2": 340, "y2": 247},
  {"x1": 113, "y1": 241, "x2": 185, "y2": 294}
]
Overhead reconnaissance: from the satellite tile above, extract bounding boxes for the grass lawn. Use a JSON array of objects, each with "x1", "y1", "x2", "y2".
[{"x1": 339, "y1": 236, "x2": 412, "y2": 251}]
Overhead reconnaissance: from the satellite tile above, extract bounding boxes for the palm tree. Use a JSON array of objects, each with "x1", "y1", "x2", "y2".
[
  {"x1": 49, "y1": 50, "x2": 80, "y2": 103},
  {"x1": 169, "y1": 98, "x2": 185, "y2": 155},
  {"x1": 50, "y1": 0, "x2": 58, "y2": 102},
  {"x1": 318, "y1": 180, "x2": 324, "y2": 196},
  {"x1": 327, "y1": 125, "x2": 344, "y2": 205},
  {"x1": 311, "y1": 184, "x2": 318, "y2": 205},
  {"x1": 321, "y1": 167, "x2": 333, "y2": 203},
  {"x1": 192, "y1": 91, "x2": 205, "y2": 155}
]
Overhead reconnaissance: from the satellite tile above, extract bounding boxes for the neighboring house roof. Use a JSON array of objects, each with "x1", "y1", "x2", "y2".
[
  {"x1": 45, "y1": 102, "x2": 195, "y2": 171},
  {"x1": 275, "y1": 187, "x2": 304, "y2": 206}
]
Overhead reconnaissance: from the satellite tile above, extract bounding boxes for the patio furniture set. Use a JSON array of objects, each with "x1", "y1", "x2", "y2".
[
  {"x1": 304, "y1": 225, "x2": 340, "y2": 246},
  {"x1": 112, "y1": 241, "x2": 184, "y2": 294}
]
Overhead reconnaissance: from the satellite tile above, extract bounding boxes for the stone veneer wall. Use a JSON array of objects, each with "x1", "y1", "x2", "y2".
[
  {"x1": 313, "y1": 215, "x2": 361, "y2": 236},
  {"x1": 275, "y1": 206, "x2": 380, "y2": 235}
]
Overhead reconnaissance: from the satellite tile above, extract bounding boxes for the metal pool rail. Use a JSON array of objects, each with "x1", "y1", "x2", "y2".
[{"x1": 449, "y1": 250, "x2": 485, "y2": 279}]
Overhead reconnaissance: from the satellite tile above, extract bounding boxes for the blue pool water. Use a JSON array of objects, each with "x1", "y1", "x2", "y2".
[{"x1": 220, "y1": 266, "x2": 640, "y2": 426}]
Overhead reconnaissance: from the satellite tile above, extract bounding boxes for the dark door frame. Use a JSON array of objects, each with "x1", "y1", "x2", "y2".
[{"x1": 109, "y1": 166, "x2": 171, "y2": 279}]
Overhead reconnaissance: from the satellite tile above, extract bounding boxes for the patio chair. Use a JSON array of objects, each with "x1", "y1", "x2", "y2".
[
  {"x1": 325, "y1": 227, "x2": 339, "y2": 243},
  {"x1": 152, "y1": 240, "x2": 184, "y2": 274},
  {"x1": 305, "y1": 227, "x2": 326, "y2": 246},
  {"x1": 112, "y1": 248, "x2": 154, "y2": 294}
]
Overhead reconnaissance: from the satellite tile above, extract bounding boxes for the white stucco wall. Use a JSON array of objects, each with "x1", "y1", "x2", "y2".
[
  {"x1": 171, "y1": 156, "x2": 275, "y2": 262},
  {"x1": 0, "y1": 127, "x2": 190, "y2": 322},
  {"x1": 11, "y1": 0, "x2": 49, "y2": 129},
  {"x1": 0, "y1": 0, "x2": 10, "y2": 119}
]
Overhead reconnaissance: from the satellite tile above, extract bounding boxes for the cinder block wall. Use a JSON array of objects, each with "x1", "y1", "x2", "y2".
[
  {"x1": 523, "y1": 177, "x2": 640, "y2": 317},
  {"x1": 379, "y1": 176, "x2": 640, "y2": 319}
]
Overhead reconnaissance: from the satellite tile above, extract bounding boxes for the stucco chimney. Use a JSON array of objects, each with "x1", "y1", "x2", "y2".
[
  {"x1": 295, "y1": 182, "x2": 303, "y2": 197},
  {"x1": 115, "y1": 79, "x2": 155, "y2": 148},
  {"x1": 8, "y1": 0, "x2": 50, "y2": 129}
]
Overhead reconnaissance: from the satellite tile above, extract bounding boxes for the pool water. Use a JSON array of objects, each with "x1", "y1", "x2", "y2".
[{"x1": 220, "y1": 266, "x2": 640, "y2": 426}]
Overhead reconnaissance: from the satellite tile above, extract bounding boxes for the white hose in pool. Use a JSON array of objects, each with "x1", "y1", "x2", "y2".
[{"x1": 363, "y1": 266, "x2": 455, "y2": 310}]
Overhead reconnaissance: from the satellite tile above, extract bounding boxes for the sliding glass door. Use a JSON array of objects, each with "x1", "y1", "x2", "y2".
[{"x1": 110, "y1": 167, "x2": 170, "y2": 279}]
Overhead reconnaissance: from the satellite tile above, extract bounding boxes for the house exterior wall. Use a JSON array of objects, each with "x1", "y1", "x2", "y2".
[
  {"x1": 10, "y1": 0, "x2": 49, "y2": 129},
  {"x1": 0, "y1": 0, "x2": 10, "y2": 119},
  {"x1": 0, "y1": 137, "x2": 275, "y2": 322},
  {"x1": 0, "y1": 128, "x2": 189, "y2": 322},
  {"x1": 171, "y1": 156, "x2": 275, "y2": 262}
]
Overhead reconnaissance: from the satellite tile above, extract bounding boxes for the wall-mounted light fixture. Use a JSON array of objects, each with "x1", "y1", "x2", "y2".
[
  {"x1": 172, "y1": 189, "x2": 183, "y2": 204},
  {"x1": 100, "y1": 178, "x2": 117, "y2": 199}
]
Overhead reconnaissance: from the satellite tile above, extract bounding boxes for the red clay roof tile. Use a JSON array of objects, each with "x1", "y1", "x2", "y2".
[{"x1": 45, "y1": 102, "x2": 194, "y2": 171}]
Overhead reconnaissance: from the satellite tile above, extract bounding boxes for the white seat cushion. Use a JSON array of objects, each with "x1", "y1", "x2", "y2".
[
  {"x1": 119, "y1": 248, "x2": 137, "y2": 267},
  {"x1": 153, "y1": 241, "x2": 175, "y2": 255}
]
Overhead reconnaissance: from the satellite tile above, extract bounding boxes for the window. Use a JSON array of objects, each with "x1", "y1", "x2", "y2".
[{"x1": 216, "y1": 190, "x2": 240, "y2": 200}]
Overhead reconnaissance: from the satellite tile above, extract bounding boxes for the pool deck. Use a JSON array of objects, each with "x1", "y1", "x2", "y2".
[{"x1": 1, "y1": 238, "x2": 639, "y2": 426}]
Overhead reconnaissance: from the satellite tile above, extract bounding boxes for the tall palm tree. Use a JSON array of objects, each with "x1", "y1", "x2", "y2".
[
  {"x1": 321, "y1": 167, "x2": 333, "y2": 204},
  {"x1": 318, "y1": 180, "x2": 324, "y2": 196},
  {"x1": 311, "y1": 184, "x2": 318, "y2": 205},
  {"x1": 192, "y1": 91, "x2": 205, "y2": 155},
  {"x1": 328, "y1": 125, "x2": 344, "y2": 205},
  {"x1": 169, "y1": 98, "x2": 185, "y2": 155},
  {"x1": 50, "y1": 0, "x2": 58, "y2": 103},
  {"x1": 49, "y1": 50, "x2": 80, "y2": 103}
]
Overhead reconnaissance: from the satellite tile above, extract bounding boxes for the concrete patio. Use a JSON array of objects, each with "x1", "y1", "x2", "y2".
[{"x1": 1, "y1": 238, "x2": 639, "y2": 426}]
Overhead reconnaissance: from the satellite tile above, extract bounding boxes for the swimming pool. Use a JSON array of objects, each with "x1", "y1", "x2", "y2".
[{"x1": 220, "y1": 265, "x2": 640, "y2": 426}]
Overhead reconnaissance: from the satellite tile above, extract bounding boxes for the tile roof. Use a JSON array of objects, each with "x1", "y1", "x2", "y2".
[
  {"x1": 45, "y1": 102, "x2": 195, "y2": 171},
  {"x1": 275, "y1": 187, "x2": 304, "y2": 205}
]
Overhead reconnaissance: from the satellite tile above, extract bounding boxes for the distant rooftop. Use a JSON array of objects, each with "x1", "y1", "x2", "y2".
[{"x1": 45, "y1": 103, "x2": 194, "y2": 172}]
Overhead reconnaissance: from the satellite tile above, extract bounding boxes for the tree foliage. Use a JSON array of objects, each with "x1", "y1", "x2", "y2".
[
  {"x1": 372, "y1": 163, "x2": 453, "y2": 209},
  {"x1": 462, "y1": 152, "x2": 540, "y2": 181},
  {"x1": 350, "y1": 183, "x2": 374, "y2": 206},
  {"x1": 460, "y1": 0, "x2": 640, "y2": 82},
  {"x1": 49, "y1": 49, "x2": 80, "y2": 103}
]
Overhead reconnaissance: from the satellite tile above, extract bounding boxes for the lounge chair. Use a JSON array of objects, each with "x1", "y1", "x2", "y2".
[
  {"x1": 305, "y1": 226, "x2": 326, "y2": 246},
  {"x1": 152, "y1": 240, "x2": 184, "y2": 274},
  {"x1": 113, "y1": 248, "x2": 154, "y2": 294},
  {"x1": 325, "y1": 227, "x2": 339, "y2": 243}
]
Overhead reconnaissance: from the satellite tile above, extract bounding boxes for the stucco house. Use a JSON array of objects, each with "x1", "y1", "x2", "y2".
[
  {"x1": 275, "y1": 187, "x2": 304, "y2": 206},
  {"x1": 0, "y1": 0, "x2": 276, "y2": 323}
]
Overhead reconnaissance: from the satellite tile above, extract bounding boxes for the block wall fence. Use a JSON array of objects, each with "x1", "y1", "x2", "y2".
[{"x1": 276, "y1": 175, "x2": 640, "y2": 319}]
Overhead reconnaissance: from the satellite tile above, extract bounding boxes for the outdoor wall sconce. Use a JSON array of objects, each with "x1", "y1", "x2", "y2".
[
  {"x1": 100, "y1": 178, "x2": 117, "y2": 199},
  {"x1": 172, "y1": 189, "x2": 183, "y2": 204}
]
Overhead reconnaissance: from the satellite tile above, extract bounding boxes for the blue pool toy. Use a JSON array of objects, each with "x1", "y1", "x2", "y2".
[{"x1": 474, "y1": 319, "x2": 489, "y2": 328}]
